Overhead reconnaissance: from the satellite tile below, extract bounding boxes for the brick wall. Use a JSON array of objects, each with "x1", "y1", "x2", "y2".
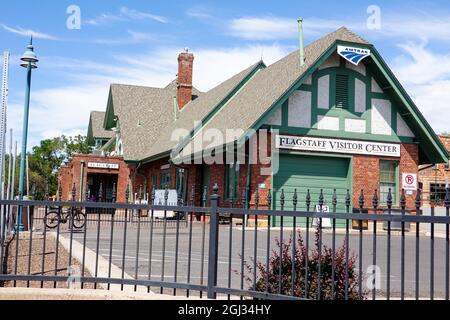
[
  {"x1": 419, "y1": 136, "x2": 450, "y2": 207},
  {"x1": 58, "y1": 154, "x2": 131, "y2": 202}
]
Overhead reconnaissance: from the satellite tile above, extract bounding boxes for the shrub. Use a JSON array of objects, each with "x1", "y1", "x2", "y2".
[{"x1": 241, "y1": 227, "x2": 367, "y2": 300}]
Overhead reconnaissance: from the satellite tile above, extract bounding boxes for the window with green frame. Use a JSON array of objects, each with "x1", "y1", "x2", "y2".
[
  {"x1": 225, "y1": 163, "x2": 240, "y2": 199},
  {"x1": 160, "y1": 169, "x2": 171, "y2": 189},
  {"x1": 380, "y1": 160, "x2": 398, "y2": 205}
]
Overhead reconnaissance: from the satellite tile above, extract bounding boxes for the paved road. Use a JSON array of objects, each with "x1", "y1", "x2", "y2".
[{"x1": 43, "y1": 219, "x2": 449, "y2": 299}]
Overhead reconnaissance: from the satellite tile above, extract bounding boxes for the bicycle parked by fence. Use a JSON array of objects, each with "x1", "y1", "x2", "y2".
[{"x1": 44, "y1": 206, "x2": 86, "y2": 229}]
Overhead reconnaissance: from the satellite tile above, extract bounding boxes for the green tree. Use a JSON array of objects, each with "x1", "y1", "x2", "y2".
[{"x1": 4, "y1": 135, "x2": 90, "y2": 200}]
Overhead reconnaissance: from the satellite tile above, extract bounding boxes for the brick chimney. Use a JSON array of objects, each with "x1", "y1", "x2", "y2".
[{"x1": 177, "y1": 49, "x2": 194, "y2": 110}]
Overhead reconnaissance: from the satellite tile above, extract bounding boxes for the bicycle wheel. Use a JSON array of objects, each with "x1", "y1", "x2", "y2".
[
  {"x1": 72, "y1": 210, "x2": 86, "y2": 229},
  {"x1": 45, "y1": 211, "x2": 60, "y2": 229}
]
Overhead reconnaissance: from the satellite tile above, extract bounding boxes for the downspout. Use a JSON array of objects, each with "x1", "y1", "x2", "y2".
[{"x1": 79, "y1": 160, "x2": 85, "y2": 201}]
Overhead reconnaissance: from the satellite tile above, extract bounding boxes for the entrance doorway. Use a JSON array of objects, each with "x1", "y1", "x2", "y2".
[{"x1": 87, "y1": 173, "x2": 118, "y2": 203}]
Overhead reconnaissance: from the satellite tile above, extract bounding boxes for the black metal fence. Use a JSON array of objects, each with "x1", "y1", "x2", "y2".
[{"x1": 0, "y1": 184, "x2": 449, "y2": 300}]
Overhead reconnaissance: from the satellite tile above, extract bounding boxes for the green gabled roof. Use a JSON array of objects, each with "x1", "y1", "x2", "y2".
[
  {"x1": 367, "y1": 46, "x2": 449, "y2": 164},
  {"x1": 174, "y1": 27, "x2": 448, "y2": 165},
  {"x1": 86, "y1": 111, "x2": 114, "y2": 146},
  {"x1": 140, "y1": 61, "x2": 266, "y2": 163}
]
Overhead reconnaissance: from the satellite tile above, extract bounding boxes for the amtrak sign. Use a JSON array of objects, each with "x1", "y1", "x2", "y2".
[
  {"x1": 276, "y1": 135, "x2": 400, "y2": 158},
  {"x1": 337, "y1": 45, "x2": 371, "y2": 66}
]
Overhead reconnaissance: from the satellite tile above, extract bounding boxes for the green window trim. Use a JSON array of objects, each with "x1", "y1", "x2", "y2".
[
  {"x1": 379, "y1": 160, "x2": 399, "y2": 206},
  {"x1": 160, "y1": 169, "x2": 171, "y2": 190},
  {"x1": 225, "y1": 163, "x2": 240, "y2": 200}
]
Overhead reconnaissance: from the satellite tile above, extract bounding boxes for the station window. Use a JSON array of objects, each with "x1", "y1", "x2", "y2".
[
  {"x1": 379, "y1": 160, "x2": 398, "y2": 205},
  {"x1": 430, "y1": 183, "x2": 447, "y2": 206},
  {"x1": 335, "y1": 74, "x2": 349, "y2": 109},
  {"x1": 160, "y1": 169, "x2": 171, "y2": 190},
  {"x1": 225, "y1": 163, "x2": 240, "y2": 199}
]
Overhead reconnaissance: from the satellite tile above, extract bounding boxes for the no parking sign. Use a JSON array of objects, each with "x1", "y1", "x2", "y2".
[{"x1": 402, "y1": 173, "x2": 417, "y2": 191}]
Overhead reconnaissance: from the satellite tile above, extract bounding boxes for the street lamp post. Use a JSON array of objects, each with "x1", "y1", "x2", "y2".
[{"x1": 16, "y1": 37, "x2": 38, "y2": 231}]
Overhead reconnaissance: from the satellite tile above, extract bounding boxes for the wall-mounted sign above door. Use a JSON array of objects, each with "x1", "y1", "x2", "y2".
[
  {"x1": 87, "y1": 162, "x2": 120, "y2": 170},
  {"x1": 275, "y1": 135, "x2": 401, "y2": 158}
]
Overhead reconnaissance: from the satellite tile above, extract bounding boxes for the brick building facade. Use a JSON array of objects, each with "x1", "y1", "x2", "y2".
[
  {"x1": 419, "y1": 136, "x2": 450, "y2": 207},
  {"x1": 59, "y1": 27, "x2": 448, "y2": 228}
]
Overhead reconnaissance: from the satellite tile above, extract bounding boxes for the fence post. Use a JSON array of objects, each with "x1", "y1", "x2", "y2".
[{"x1": 207, "y1": 183, "x2": 220, "y2": 299}]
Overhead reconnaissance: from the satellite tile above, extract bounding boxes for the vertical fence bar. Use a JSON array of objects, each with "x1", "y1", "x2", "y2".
[
  {"x1": 292, "y1": 189, "x2": 298, "y2": 297},
  {"x1": 26, "y1": 205, "x2": 33, "y2": 288},
  {"x1": 81, "y1": 191, "x2": 88, "y2": 290},
  {"x1": 160, "y1": 188, "x2": 169, "y2": 294},
  {"x1": 227, "y1": 187, "x2": 234, "y2": 300},
  {"x1": 107, "y1": 184, "x2": 116, "y2": 290},
  {"x1": 332, "y1": 189, "x2": 337, "y2": 299},
  {"x1": 430, "y1": 205, "x2": 435, "y2": 300},
  {"x1": 305, "y1": 190, "x2": 311, "y2": 299},
  {"x1": 94, "y1": 183, "x2": 103, "y2": 290},
  {"x1": 173, "y1": 190, "x2": 182, "y2": 296},
  {"x1": 401, "y1": 189, "x2": 406, "y2": 300},
  {"x1": 186, "y1": 187, "x2": 194, "y2": 298},
  {"x1": 317, "y1": 189, "x2": 324, "y2": 300},
  {"x1": 40, "y1": 205, "x2": 48, "y2": 288},
  {"x1": 415, "y1": 189, "x2": 421, "y2": 300},
  {"x1": 253, "y1": 187, "x2": 259, "y2": 291},
  {"x1": 386, "y1": 189, "x2": 392, "y2": 300},
  {"x1": 358, "y1": 190, "x2": 364, "y2": 300},
  {"x1": 148, "y1": 188, "x2": 155, "y2": 294},
  {"x1": 278, "y1": 189, "x2": 285, "y2": 295},
  {"x1": 445, "y1": 187, "x2": 450, "y2": 300},
  {"x1": 345, "y1": 190, "x2": 350, "y2": 300},
  {"x1": 240, "y1": 186, "x2": 248, "y2": 300},
  {"x1": 200, "y1": 186, "x2": 207, "y2": 299},
  {"x1": 372, "y1": 190, "x2": 378, "y2": 301},
  {"x1": 121, "y1": 189, "x2": 130, "y2": 291},
  {"x1": 207, "y1": 184, "x2": 220, "y2": 300},
  {"x1": 13, "y1": 202, "x2": 22, "y2": 287},
  {"x1": 266, "y1": 190, "x2": 272, "y2": 294},
  {"x1": 135, "y1": 188, "x2": 142, "y2": 292},
  {"x1": 53, "y1": 205, "x2": 61, "y2": 289}
]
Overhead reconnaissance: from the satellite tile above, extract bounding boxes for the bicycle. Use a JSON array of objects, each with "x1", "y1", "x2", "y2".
[{"x1": 44, "y1": 206, "x2": 86, "y2": 229}]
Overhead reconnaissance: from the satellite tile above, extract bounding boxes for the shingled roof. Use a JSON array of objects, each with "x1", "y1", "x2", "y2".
[
  {"x1": 140, "y1": 61, "x2": 265, "y2": 161},
  {"x1": 174, "y1": 27, "x2": 369, "y2": 158},
  {"x1": 87, "y1": 111, "x2": 114, "y2": 145}
]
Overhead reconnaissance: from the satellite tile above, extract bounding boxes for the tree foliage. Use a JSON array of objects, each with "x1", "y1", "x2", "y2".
[{"x1": 6, "y1": 135, "x2": 90, "y2": 200}]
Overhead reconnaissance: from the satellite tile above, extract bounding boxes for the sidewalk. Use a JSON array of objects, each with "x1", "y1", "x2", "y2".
[{"x1": 0, "y1": 287, "x2": 194, "y2": 300}]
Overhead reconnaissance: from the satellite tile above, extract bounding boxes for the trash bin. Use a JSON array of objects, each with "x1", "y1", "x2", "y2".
[{"x1": 383, "y1": 209, "x2": 411, "y2": 231}]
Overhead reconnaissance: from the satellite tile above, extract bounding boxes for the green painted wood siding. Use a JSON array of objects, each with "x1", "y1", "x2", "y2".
[{"x1": 273, "y1": 155, "x2": 351, "y2": 227}]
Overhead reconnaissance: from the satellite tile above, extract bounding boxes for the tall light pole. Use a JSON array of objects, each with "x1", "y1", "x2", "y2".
[{"x1": 16, "y1": 37, "x2": 38, "y2": 231}]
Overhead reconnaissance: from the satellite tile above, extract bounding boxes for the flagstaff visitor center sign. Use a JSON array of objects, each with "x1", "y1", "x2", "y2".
[
  {"x1": 275, "y1": 135, "x2": 401, "y2": 157},
  {"x1": 87, "y1": 162, "x2": 120, "y2": 170}
]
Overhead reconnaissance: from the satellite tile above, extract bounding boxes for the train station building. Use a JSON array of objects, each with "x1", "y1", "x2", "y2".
[{"x1": 58, "y1": 27, "x2": 449, "y2": 224}]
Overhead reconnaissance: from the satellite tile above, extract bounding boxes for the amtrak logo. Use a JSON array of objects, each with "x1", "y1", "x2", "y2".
[{"x1": 337, "y1": 45, "x2": 371, "y2": 66}]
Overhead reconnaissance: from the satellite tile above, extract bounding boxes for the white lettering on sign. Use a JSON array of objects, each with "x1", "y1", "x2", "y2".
[
  {"x1": 275, "y1": 135, "x2": 400, "y2": 157},
  {"x1": 87, "y1": 162, "x2": 119, "y2": 170},
  {"x1": 402, "y1": 173, "x2": 417, "y2": 191}
]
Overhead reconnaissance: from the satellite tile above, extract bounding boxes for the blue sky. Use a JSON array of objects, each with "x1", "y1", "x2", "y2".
[{"x1": 1, "y1": 0, "x2": 450, "y2": 150}]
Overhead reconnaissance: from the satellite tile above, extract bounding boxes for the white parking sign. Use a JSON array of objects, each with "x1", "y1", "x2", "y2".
[{"x1": 402, "y1": 173, "x2": 417, "y2": 191}]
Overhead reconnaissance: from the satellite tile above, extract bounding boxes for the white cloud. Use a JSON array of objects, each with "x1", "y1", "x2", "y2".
[
  {"x1": 8, "y1": 44, "x2": 288, "y2": 150},
  {"x1": 85, "y1": 6, "x2": 167, "y2": 26},
  {"x1": 1, "y1": 24, "x2": 58, "y2": 40},
  {"x1": 227, "y1": 12, "x2": 450, "y2": 42},
  {"x1": 392, "y1": 41, "x2": 450, "y2": 134},
  {"x1": 186, "y1": 6, "x2": 214, "y2": 19}
]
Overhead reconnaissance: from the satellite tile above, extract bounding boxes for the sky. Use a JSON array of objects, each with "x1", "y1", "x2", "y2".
[{"x1": 1, "y1": 0, "x2": 450, "y2": 151}]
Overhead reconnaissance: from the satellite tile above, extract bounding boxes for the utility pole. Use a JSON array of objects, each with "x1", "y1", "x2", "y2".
[{"x1": 0, "y1": 51, "x2": 9, "y2": 239}]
